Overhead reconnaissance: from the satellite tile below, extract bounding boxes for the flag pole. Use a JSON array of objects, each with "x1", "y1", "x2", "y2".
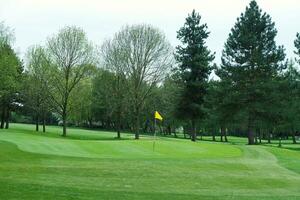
[{"x1": 153, "y1": 116, "x2": 156, "y2": 151}]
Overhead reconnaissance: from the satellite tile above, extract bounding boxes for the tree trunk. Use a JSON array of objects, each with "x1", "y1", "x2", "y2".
[
  {"x1": 183, "y1": 126, "x2": 187, "y2": 139},
  {"x1": 36, "y1": 113, "x2": 39, "y2": 132},
  {"x1": 221, "y1": 127, "x2": 225, "y2": 142},
  {"x1": 134, "y1": 120, "x2": 139, "y2": 139},
  {"x1": 247, "y1": 117, "x2": 255, "y2": 145},
  {"x1": 167, "y1": 125, "x2": 171, "y2": 135},
  {"x1": 224, "y1": 128, "x2": 228, "y2": 142},
  {"x1": 199, "y1": 128, "x2": 203, "y2": 140},
  {"x1": 268, "y1": 130, "x2": 271, "y2": 143},
  {"x1": 134, "y1": 108, "x2": 140, "y2": 139},
  {"x1": 292, "y1": 130, "x2": 297, "y2": 144},
  {"x1": 88, "y1": 118, "x2": 93, "y2": 128},
  {"x1": 62, "y1": 109, "x2": 67, "y2": 137},
  {"x1": 278, "y1": 134, "x2": 282, "y2": 147},
  {"x1": 257, "y1": 128, "x2": 262, "y2": 144},
  {"x1": 116, "y1": 110, "x2": 121, "y2": 139},
  {"x1": 191, "y1": 120, "x2": 197, "y2": 142},
  {"x1": 117, "y1": 129, "x2": 121, "y2": 139},
  {"x1": 212, "y1": 129, "x2": 216, "y2": 141},
  {"x1": 43, "y1": 114, "x2": 46, "y2": 133},
  {"x1": 116, "y1": 74, "x2": 122, "y2": 139},
  {"x1": 5, "y1": 108, "x2": 9, "y2": 129},
  {"x1": 1, "y1": 107, "x2": 6, "y2": 129}
]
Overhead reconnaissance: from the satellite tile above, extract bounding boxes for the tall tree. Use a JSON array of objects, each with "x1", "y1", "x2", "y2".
[
  {"x1": 279, "y1": 61, "x2": 300, "y2": 144},
  {"x1": 219, "y1": 0, "x2": 285, "y2": 145},
  {"x1": 91, "y1": 69, "x2": 116, "y2": 130},
  {"x1": 0, "y1": 45, "x2": 22, "y2": 129},
  {"x1": 175, "y1": 10, "x2": 215, "y2": 142},
  {"x1": 0, "y1": 22, "x2": 22, "y2": 129},
  {"x1": 103, "y1": 24, "x2": 173, "y2": 139},
  {"x1": 46, "y1": 26, "x2": 95, "y2": 136},
  {"x1": 101, "y1": 38, "x2": 128, "y2": 138},
  {"x1": 25, "y1": 46, "x2": 51, "y2": 132}
]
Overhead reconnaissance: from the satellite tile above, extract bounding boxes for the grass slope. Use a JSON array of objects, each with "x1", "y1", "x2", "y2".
[{"x1": 0, "y1": 123, "x2": 300, "y2": 200}]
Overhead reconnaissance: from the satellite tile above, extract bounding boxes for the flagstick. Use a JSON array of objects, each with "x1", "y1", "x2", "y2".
[{"x1": 153, "y1": 118, "x2": 156, "y2": 151}]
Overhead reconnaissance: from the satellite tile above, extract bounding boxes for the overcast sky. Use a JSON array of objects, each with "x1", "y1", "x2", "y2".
[{"x1": 0, "y1": 0, "x2": 299, "y2": 63}]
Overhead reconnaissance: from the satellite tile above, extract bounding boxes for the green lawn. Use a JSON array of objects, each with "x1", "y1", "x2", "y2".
[{"x1": 0, "y1": 124, "x2": 300, "y2": 200}]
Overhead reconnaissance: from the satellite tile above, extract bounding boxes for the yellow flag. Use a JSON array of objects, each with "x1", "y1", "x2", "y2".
[{"x1": 154, "y1": 111, "x2": 163, "y2": 121}]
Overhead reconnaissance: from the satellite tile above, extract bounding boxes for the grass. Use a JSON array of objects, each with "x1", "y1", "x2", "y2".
[{"x1": 0, "y1": 123, "x2": 300, "y2": 200}]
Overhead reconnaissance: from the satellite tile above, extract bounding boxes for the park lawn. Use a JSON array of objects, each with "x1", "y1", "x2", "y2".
[{"x1": 0, "y1": 124, "x2": 299, "y2": 200}]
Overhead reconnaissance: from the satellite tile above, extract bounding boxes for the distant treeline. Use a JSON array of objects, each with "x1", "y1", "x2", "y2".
[{"x1": 1, "y1": 0, "x2": 300, "y2": 144}]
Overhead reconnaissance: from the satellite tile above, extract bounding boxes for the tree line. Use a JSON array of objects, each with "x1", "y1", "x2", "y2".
[{"x1": 1, "y1": 0, "x2": 300, "y2": 145}]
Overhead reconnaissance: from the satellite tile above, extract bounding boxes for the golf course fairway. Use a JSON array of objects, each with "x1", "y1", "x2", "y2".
[{"x1": 0, "y1": 124, "x2": 300, "y2": 200}]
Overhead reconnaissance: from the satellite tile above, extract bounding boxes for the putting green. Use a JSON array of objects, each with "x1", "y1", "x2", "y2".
[{"x1": 0, "y1": 123, "x2": 299, "y2": 200}]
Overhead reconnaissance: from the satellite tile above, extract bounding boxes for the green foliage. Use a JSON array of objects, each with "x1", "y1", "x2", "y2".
[
  {"x1": 0, "y1": 44, "x2": 22, "y2": 96},
  {"x1": 276, "y1": 61, "x2": 300, "y2": 131},
  {"x1": 100, "y1": 24, "x2": 172, "y2": 139},
  {"x1": 218, "y1": 0, "x2": 286, "y2": 144},
  {"x1": 91, "y1": 69, "x2": 117, "y2": 127},
  {"x1": 69, "y1": 78, "x2": 93, "y2": 126},
  {"x1": 174, "y1": 10, "x2": 214, "y2": 141},
  {"x1": 23, "y1": 46, "x2": 51, "y2": 124},
  {"x1": 0, "y1": 22, "x2": 22, "y2": 129},
  {"x1": 4, "y1": 3, "x2": 300, "y2": 145},
  {"x1": 175, "y1": 10, "x2": 214, "y2": 122},
  {"x1": 46, "y1": 26, "x2": 95, "y2": 136}
]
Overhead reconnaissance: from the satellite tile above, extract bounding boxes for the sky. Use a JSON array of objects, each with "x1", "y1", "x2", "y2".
[{"x1": 0, "y1": 0, "x2": 299, "y2": 64}]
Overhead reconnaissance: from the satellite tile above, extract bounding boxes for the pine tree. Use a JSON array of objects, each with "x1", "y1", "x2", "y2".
[
  {"x1": 175, "y1": 10, "x2": 215, "y2": 142},
  {"x1": 218, "y1": 0, "x2": 285, "y2": 145}
]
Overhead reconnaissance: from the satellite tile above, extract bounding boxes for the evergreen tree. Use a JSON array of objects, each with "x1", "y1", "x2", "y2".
[
  {"x1": 279, "y1": 61, "x2": 300, "y2": 144},
  {"x1": 205, "y1": 79, "x2": 234, "y2": 142},
  {"x1": 218, "y1": 0, "x2": 285, "y2": 145},
  {"x1": 175, "y1": 10, "x2": 215, "y2": 142}
]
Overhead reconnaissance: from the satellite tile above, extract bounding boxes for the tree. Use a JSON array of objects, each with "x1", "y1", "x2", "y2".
[
  {"x1": 219, "y1": 0, "x2": 285, "y2": 145},
  {"x1": 46, "y1": 26, "x2": 95, "y2": 136},
  {"x1": 157, "y1": 75, "x2": 182, "y2": 137},
  {"x1": 0, "y1": 22, "x2": 22, "y2": 129},
  {"x1": 25, "y1": 46, "x2": 51, "y2": 132},
  {"x1": 205, "y1": 79, "x2": 233, "y2": 142},
  {"x1": 175, "y1": 10, "x2": 215, "y2": 142},
  {"x1": 279, "y1": 61, "x2": 300, "y2": 144},
  {"x1": 101, "y1": 38, "x2": 129, "y2": 138},
  {"x1": 103, "y1": 24, "x2": 173, "y2": 139},
  {"x1": 69, "y1": 77, "x2": 93, "y2": 127},
  {"x1": 0, "y1": 45, "x2": 22, "y2": 129},
  {"x1": 91, "y1": 69, "x2": 116, "y2": 130}
]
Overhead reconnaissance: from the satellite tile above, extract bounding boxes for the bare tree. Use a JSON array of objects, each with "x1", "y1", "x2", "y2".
[
  {"x1": 46, "y1": 26, "x2": 95, "y2": 136},
  {"x1": 102, "y1": 24, "x2": 173, "y2": 139}
]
